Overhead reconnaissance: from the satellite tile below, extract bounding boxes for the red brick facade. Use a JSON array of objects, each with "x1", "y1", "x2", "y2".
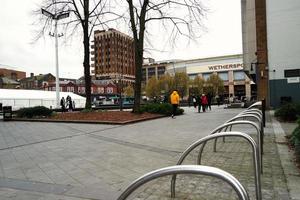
[
  {"x1": 0, "y1": 68, "x2": 26, "y2": 80},
  {"x1": 91, "y1": 29, "x2": 135, "y2": 84},
  {"x1": 255, "y1": 0, "x2": 269, "y2": 106}
]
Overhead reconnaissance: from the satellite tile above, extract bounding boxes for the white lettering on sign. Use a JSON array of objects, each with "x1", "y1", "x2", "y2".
[{"x1": 287, "y1": 77, "x2": 300, "y2": 83}]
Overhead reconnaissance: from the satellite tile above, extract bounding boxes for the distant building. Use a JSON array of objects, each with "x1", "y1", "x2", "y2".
[
  {"x1": 143, "y1": 54, "x2": 253, "y2": 99},
  {"x1": 20, "y1": 73, "x2": 56, "y2": 89},
  {"x1": 0, "y1": 67, "x2": 26, "y2": 80},
  {"x1": 44, "y1": 80, "x2": 118, "y2": 96},
  {"x1": 91, "y1": 28, "x2": 135, "y2": 84},
  {"x1": 0, "y1": 77, "x2": 20, "y2": 89}
]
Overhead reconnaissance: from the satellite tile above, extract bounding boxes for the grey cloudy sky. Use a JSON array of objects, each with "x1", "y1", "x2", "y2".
[{"x1": 0, "y1": 0, "x2": 242, "y2": 79}]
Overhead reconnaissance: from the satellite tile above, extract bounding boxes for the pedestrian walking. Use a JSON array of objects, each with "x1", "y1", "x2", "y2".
[
  {"x1": 215, "y1": 94, "x2": 220, "y2": 106},
  {"x1": 201, "y1": 94, "x2": 208, "y2": 112},
  {"x1": 196, "y1": 95, "x2": 202, "y2": 113},
  {"x1": 60, "y1": 97, "x2": 66, "y2": 112},
  {"x1": 170, "y1": 90, "x2": 180, "y2": 118},
  {"x1": 207, "y1": 92, "x2": 212, "y2": 111},
  {"x1": 192, "y1": 95, "x2": 197, "y2": 109},
  {"x1": 66, "y1": 95, "x2": 73, "y2": 112}
]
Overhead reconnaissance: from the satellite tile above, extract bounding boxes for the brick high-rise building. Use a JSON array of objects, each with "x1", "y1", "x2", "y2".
[{"x1": 91, "y1": 28, "x2": 135, "y2": 84}]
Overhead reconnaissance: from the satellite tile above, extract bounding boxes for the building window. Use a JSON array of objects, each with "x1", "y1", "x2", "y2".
[
  {"x1": 188, "y1": 73, "x2": 198, "y2": 80},
  {"x1": 233, "y1": 71, "x2": 245, "y2": 80},
  {"x1": 202, "y1": 73, "x2": 212, "y2": 81},
  {"x1": 218, "y1": 72, "x2": 229, "y2": 81},
  {"x1": 284, "y1": 69, "x2": 300, "y2": 77},
  {"x1": 106, "y1": 87, "x2": 113, "y2": 93},
  {"x1": 148, "y1": 67, "x2": 155, "y2": 78},
  {"x1": 157, "y1": 66, "x2": 165, "y2": 77}
]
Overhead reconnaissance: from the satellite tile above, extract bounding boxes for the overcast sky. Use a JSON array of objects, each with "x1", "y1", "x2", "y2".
[{"x1": 0, "y1": 0, "x2": 242, "y2": 79}]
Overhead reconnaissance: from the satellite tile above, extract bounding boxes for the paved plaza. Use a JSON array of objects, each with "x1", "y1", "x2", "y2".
[{"x1": 0, "y1": 106, "x2": 298, "y2": 199}]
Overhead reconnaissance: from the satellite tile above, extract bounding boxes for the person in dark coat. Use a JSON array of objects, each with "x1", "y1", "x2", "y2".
[
  {"x1": 192, "y1": 95, "x2": 197, "y2": 109},
  {"x1": 207, "y1": 93, "x2": 212, "y2": 111},
  {"x1": 60, "y1": 97, "x2": 66, "y2": 112},
  {"x1": 196, "y1": 95, "x2": 202, "y2": 113}
]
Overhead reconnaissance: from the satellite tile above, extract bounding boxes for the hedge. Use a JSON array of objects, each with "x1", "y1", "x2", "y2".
[
  {"x1": 16, "y1": 106, "x2": 53, "y2": 118},
  {"x1": 139, "y1": 103, "x2": 184, "y2": 116}
]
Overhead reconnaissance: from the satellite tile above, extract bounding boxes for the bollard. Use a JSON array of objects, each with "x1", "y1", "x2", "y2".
[{"x1": 3, "y1": 106, "x2": 12, "y2": 121}]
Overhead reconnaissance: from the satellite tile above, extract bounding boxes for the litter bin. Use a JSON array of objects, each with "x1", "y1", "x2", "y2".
[{"x1": 3, "y1": 106, "x2": 12, "y2": 121}]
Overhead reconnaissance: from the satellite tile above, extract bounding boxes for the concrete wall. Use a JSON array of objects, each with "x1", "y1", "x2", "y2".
[
  {"x1": 267, "y1": 0, "x2": 300, "y2": 107},
  {"x1": 267, "y1": 0, "x2": 300, "y2": 80},
  {"x1": 241, "y1": 0, "x2": 257, "y2": 73}
]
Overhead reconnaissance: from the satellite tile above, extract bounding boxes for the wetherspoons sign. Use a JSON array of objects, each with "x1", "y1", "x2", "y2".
[
  {"x1": 207, "y1": 63, "x2": 244, "y2": 71},
  {"x1": 190, "y1": 63, "x2": 244, "y2": 73}
]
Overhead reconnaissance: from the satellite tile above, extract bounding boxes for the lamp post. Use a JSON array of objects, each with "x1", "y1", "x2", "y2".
[
  {"x1": 116, "y1": 74, "x2": 123, "y2": 111},
  {"x1": 41, "y1": 8, "x2": 69, "y2": 108}
]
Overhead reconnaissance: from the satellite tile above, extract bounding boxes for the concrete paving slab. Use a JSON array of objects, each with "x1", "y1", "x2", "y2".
[{"x1": 0, "y1": 105, "x2": 294, "y2": 199}]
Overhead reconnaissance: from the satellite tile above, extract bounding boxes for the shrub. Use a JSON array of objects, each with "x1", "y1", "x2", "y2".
[
  {"x1": 16, "y1": 106, "x2": 53, "y2": 118},
  {"x1": 274, "y1": 103, "x2": 298, "y2": 121},
  {"x1": 139, "y1": 103, "x2": 184, "y2": 116},
  {"x1": 81, "y1": 108, "x2": 94, "y2": 113},
  {"x1": 290, "y1": 118, "x2": 300, "y2": 161}
]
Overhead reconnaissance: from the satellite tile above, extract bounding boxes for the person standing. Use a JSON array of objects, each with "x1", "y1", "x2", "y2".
[
  {"x1": 60, "y1": 97, "x2": 66, "y2": 112},
  {"x1": 201, "y1": 94, "x2": 208, "y2": 112},
  {"x1": 196, "y1": 95, "x2": 202, "y2": 113},
  {"x1": 207, "y1": 93, "x2": 212, "y2": 111},
  {"x1": 170, "y1": 90, "x2": 180, "y2": 118},
  {"x1": 215, "y1": 94, "x2": 221, "y2": 106},
  {"x1": 192, "y1": 95, "x2": 197, "y2": 109}
]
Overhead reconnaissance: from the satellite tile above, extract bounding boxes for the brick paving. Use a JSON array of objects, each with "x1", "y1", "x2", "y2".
[{"x1": 0, "y1": 106, "x2": 291, "y2": 199}]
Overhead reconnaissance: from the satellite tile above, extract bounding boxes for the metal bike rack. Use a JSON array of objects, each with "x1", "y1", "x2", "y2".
[
  {"x1": 239, "y1": 110, "x2": 262, "y2": 119},
  {"x1": 226, "y1": 114, "x2": 264, "y2": 158},
  {"x1": 197, "y1": 120, "x2": 262, "y2": 173},
  {"x1": 247, "y1": 101, "x2": 262, "y2": 110},
  {"x1": 171, "y1": 132, "x2": 261, "y2": 200},
  {"x1": 245, "y1": 108, "x2": 262, "y2": 115},
  {"x1": 117, "y1": 165, "x2": 250, "y2": 200},
  {"x1": 247, "y1": 101, "x2": 265, "y2": 127}
]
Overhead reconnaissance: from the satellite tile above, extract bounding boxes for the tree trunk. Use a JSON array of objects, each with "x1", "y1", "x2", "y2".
[
  {"x1": 83, "y1": 0, "x2": 91, "y2": 109},
  {"x1": 133, "y1": 44, "x2": 143, "y2": 112}
]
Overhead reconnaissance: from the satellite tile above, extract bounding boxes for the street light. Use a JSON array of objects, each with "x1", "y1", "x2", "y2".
[
  {"x1": 116, "y1": 74, "x2": 123, "y2": 111},
  {"x1": 41, "y1": 8, "x2": 69, "y2": 108}
]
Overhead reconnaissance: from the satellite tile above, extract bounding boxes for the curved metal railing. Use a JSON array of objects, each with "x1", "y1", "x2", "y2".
[
  {"x1": 197, "y1": 120, "x2": 262, "y2": 173},
  {"x1": 117, "y1": 165, "x2": 250, "y2": 200},
  {"x1": 227, "y1": 114, "x2": 264, "y2": 155},
  {"x1": 247, "y1": 101, "x2": 262, "y2": 110},
  {"x1": 171, "y1": 131, "x2": 261, "y2": 200}
]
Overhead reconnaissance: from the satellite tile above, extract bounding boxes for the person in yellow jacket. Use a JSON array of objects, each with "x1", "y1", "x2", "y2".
[{"x1": 170, "y1": 90, "x2": 180, "y2": 118}]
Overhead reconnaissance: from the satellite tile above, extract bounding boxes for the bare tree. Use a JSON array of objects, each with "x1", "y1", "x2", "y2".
[
  {"x1": 125, "y1": 0, "x2": 206, "y2": 112},
  {"x1": 34, "y1": 0, "x2": 120, "y2": 109}
]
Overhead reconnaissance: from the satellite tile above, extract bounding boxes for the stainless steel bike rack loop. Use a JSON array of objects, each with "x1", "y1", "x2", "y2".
[
  {"x1": 238, "y1": 111, "x2": 262, "y2": 121},
  {"x1": 228, "y1": 114, "x2": 264, "y2": 154},
  {"x1": 117, "y1": 165, "x2": 250, "y2": 200},
  {"x1": 197, "y1": 120, "x2": 262, "y2": 174},
  {"x1": 171, "y1": 132, "x2": 261, "y2": 200},
  {"x1": 247, "y1": 101, "x2": 262, "y2": 110}
]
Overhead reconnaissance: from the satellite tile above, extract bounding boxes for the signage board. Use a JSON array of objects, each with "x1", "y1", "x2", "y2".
[{"x1": 287, "y1": 77, "x2": 300, "y2": 83}]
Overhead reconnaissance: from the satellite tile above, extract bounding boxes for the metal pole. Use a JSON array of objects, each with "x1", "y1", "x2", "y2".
[{"x1": 54, "y1": 19, "x2": 60, "y2": 108}]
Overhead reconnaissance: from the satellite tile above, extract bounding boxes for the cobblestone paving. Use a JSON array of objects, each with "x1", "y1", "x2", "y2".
[
  {"x1": 123, "y1": 126, "x2": 289, "y2": 199},
  {"x1": 0, "y1": 107, "x2": 290, "y2": 199}
]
